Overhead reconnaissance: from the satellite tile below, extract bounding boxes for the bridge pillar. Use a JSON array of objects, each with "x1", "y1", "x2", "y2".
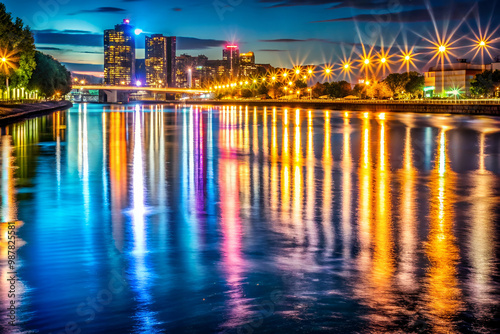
[
  {"x1": 101, "y1": 90, "x2": 117, "y2": 103},
  {"x1": 101, "y1": 90, "x2": 130, "y2": 103}
]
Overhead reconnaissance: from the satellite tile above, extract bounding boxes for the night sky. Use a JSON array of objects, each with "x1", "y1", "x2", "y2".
[{"x1": 3, "y1": 0, "x2": 499, "y2": 76}]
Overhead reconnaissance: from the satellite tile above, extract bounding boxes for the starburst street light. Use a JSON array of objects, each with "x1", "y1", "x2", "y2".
[
  {"x1": 0, "y1": 48, "x2": 19, "y2": 100},
  {"x1": 293, "y1": 67, "x2": 302, "y2": 77},
  {"x1": 359, "y1": 55, "x2": 374, "y2": 79},
  {"x1": 397, "y1": 45, "x2": 418, "y2": 74},
  {"x1": 321, "y1": 64, "x2": 334, "y2": 80},
  {"x1": 465, "y1": 9, "x2": 500, "y2": 65},
  {"x1": 375, "y1": 43, "x2": 394, "y2": 76}
]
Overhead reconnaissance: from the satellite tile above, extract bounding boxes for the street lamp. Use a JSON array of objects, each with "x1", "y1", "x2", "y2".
[
  {"x1": 0, "y1": 52, "x2": 17, "y2": 100},
  {"x1": 1, "y1": 57, "x2": 7, "y2": 99}
]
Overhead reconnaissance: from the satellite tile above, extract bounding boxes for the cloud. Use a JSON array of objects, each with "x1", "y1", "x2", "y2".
[
  {"x1": 258, "y1": 0, "x2": 339, "y2": 8},
  {"x1": 33, "y1": 29, "x2": 103, "y2": 47},
  {"x1": 33, "y1": 30, "x2": 226, "y2": 51},
  {"x1": 69, "y1": 7, "x2": 127, "y2": 16},
  {"x1": 177, "y1": 37, "x2": 226, "y2": 50},
  {"x1": 328, "y1": 0, "x2": 423, "y2": 10},
  {"x1": 258, "y1": 49, "x2": 289, "y2": 52},
  {"x1": 312, "y1": 5, "x2": 473, "y2": 23},
  {"x1": 259, "y1": 38, "x2": 337, "y2": 43},
  {"x1": 62, "y1": 62, "x2": 104, "y2": 72},
  {"x1": 258, "y1": 0, "x2": 422, "y2": 9},
  {"x1": 36, "y1": 46, "x2": 63, "y2": 51}
]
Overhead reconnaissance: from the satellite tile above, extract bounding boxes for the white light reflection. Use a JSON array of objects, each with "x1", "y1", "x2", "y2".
[{"x1": 130, "y1": 105, "x2": 158, "y2": 332}]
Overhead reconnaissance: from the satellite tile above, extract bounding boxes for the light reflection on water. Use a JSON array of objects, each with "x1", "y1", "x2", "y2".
[{"x1": 0, "y1": 104, "x2": 500, "y2": 333}]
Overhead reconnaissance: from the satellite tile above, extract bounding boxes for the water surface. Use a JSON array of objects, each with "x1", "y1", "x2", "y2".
[{"x1": 1, "y1": 103, "x2": 500, "y2": 333}]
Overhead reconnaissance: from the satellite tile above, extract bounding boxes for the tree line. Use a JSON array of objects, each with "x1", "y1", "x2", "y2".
[
  {"x1": 311, "y1": 71, "x2": 425, "y2": 99},
  {"x1": 470, "y1": 70, "x2": 500, "y2": 97},
  {"x1": 0, "y1": 3, "x2": 71, "y2": 98}
]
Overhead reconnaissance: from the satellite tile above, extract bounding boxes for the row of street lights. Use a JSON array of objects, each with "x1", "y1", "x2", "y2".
[{"x1": 209, "y1": 38, "x2": 495, "y2": 92}]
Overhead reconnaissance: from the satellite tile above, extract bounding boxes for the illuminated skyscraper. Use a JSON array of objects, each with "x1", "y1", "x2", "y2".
[
  {"x1": 223, "y1": 45, "x2": 239, "y2": 78},
  {"x1": 104, "y1": 19, "x2": 136, "y2": 85},
  {"x1": 146, "y1": 34, "x2": 167, "y2": 87},
  {"x1": 240, "y1": 51, "x2": 257, "y2": 77},
  {"x1": 166, "y1": 36, "x2": 176, "y2": 87},
  {"x1": 145, "y1": 35, "x2": 176, "y2": 87}
]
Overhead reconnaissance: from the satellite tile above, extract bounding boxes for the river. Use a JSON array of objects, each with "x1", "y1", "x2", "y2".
[{"x1": 1, "y1": 103, "x2": 499, "y2": 333}]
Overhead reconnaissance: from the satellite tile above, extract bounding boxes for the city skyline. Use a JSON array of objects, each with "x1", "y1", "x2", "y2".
[{"x1": 4, "y1": 0, "x2": 500, "y2": 77}]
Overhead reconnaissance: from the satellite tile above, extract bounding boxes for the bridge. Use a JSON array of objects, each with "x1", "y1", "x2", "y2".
[{"x1": 71, "y1": 85, "x2": 210, "y2": 103}]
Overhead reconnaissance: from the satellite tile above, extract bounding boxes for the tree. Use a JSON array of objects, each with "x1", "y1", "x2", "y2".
[
  {"x1": 470, "y1": 70, "x2": 500, "y2": 97},
  {"x1": 257, "y1": 84, "x2": 269, "y2": 96},
  {"x1": 326, "y1": 81, "x2": 339, "y2": 98},
  {"x1": 311, "y1": 82, "x2": 325, "y2": 98},
  {"x1": 366, "y1": 81, "x2": 392, "y2": 99},
  {"x1": 383, "y1": 73, "x2": 408, "y2": 98},
  {"x1": 352, "y1": 83, "x2": 367, "y2": 98},
  {"x1": 337, "y1": 80, "x2": 352, "y2": 97},
  {"x1": 0, "y1": 3, "x2": 36, "y2": 90},
  {"x1": 405, "y1": 72, "x2": 424, "y2": 98},
  {"x1": 241, "y1": 88, "x2": 253, "y2": 98},
  {"x1": 383, "y1": 71, "x2": 424, "y2": 99},
  {"x1": 294, "y1": 79, "x2": 307, "y2": 89},
  {"x1": 27, "y1": 52, "x2": 71, "y2": 98}
]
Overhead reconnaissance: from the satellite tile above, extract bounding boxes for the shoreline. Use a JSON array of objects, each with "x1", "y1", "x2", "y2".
[
  {"x1": 0, "y1": 101, "x2": 73, "y2": 125},
  {"x1": 169, "y1": 99, "x2": 500, "y2": 116}
]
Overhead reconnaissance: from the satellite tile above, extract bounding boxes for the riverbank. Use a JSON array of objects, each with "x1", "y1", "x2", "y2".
[
  {"x1": 0, "y1": 101, "x2": 73, "y2": 124},
  {"x1": 174, "y1": 99, "x2": 500, "y2": 115}
]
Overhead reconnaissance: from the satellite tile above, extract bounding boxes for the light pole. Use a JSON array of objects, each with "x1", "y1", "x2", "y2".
[
  {"x1": 187, "y1": 69, "x2": 192, "y2": 88},
  {"x1": 1, "y1": 57, "x2": 8, "y2": 100}
]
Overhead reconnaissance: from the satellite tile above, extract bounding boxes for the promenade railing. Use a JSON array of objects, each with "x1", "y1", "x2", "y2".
[{"x1": 189, "y1": 98, "x2": 500, "y2": 105}]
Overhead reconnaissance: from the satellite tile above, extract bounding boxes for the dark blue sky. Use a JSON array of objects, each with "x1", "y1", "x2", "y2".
[{"x1": 3, "y1": 0, "x2": 499, "y2": 76}]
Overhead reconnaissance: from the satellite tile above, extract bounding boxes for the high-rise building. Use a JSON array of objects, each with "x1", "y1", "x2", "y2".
[
  {"x1": 145, "y1": 35, "x2": 176, "y2": 87},
  {"x1": 176, "y1": 54, "x2": 215, "y2": 88},
  {"x1": 104, "y1": 19, "x2": 136, "y2": 85},
  {"x1": 166, "y1": 37, "x2": 176, "y2": 87},
  {"x1": 240, "y1": 51, "x2": 257, "y2": 77},
  {"x1": 145, "y1": 34, "x2": 167, "y2": 87},
  {"x1": 223, "y1": 45, "x2": 239, "y2": 78}
]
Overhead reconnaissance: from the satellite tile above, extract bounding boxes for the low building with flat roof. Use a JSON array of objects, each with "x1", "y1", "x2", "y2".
[{"x1": 424, "y1": 59, "x2": 500, "y2": 97}]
